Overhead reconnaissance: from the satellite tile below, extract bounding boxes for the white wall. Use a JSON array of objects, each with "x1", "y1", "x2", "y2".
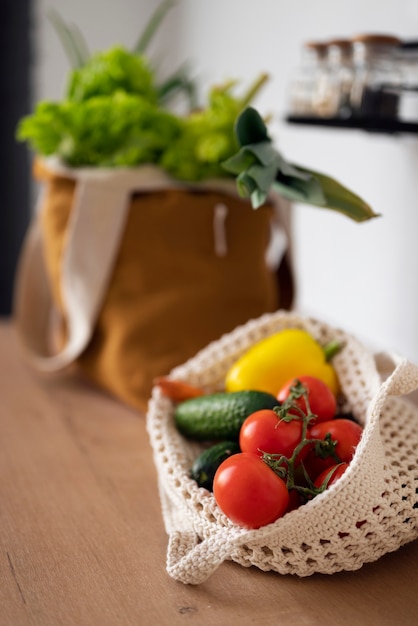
[{"x1": 34, "y1": 0, "x2": 418, "y2": 362}]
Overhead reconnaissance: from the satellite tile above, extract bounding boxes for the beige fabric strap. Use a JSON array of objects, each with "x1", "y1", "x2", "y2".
[
  {"x1": 14, "y1": 159, "x2": 290, "y2": 372},
  {"x1": 14, "y1": 174, "x2": 132, "y2": 370}
]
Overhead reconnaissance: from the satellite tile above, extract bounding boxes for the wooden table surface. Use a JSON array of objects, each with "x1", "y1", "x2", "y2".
[{"x1": 1, "y1": 321, "x2": 417, "y2": 626}]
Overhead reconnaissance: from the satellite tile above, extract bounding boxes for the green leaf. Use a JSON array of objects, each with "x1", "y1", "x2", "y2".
[
  {"x1": 273, "y1": 174, "x2": 326, "y2": 205},
  {"x1": 47, "y1": 8, "x2": 90, "y2": 68},
  {"x1": 16, "y1": 102, "x2": 66, "y2": 155},
  {"x1": 293, "y1": 166, "x2": 380, "y2": 222},
  {"x1": 223, "y1": 142, "x2": 281, "y2": 175},
  {"x1": 276, "y1": 157, "x2": 313, "y2": 181},
  {"x1": 236, "y1": 172, "x2": 257, "y2": 197},
  {"x1": 157, "y1": 63, "x2": 198, "y2": 109},
  {"x1": 243, "y1": 142, "x2": 280, "y2": 167},
  {"x1": 245, "y1": 162, "x2": 279, "y2": 195},
  {"x1": 17, "y1": 93, "x2": 182, "y2": 168},
  {"x1": 251, "y1": 188, "x2": 268, "y2": 208},
  {"x1": 66, "y1": 24, "x2": 90, "y2": 66},
  {"x1": 223, "y1": 107, "x2": 378, "y2": 222},
  {"x1": 133, "y1": 0, "x2": 176, "y2": 56},
  {"x1": 235, "y1": 162, "x2": 277, "y2": 207},
  {"x1": 66, "y1": 47, "x2": 157, "y2": 103},
  {"x1": 222, "y1": 147, "x2": 257, "y2": 175},
  {"x1": 234, "y1": 107, "x2": 270, "y2": 146},
  {"x1": 239, "y1": 73, "x2": 270, "y2": 109}
]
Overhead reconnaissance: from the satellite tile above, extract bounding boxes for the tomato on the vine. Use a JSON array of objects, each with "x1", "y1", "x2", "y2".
[
  {"x1": 302, "y1": 448, "x2": 336, "y2": 481},
  {"x1": 314, "y1": 462, "x2": 349, "y2": 490},
  {"x1": 213, "y1": 453, "x2": 289, "y2": 529},
  {"x1": 286, "y1": 488, "x2": 303, "y2": 513},
  {"x1": 309, "y1": 418, "x2": 363, "y2": 462},
  {"x1": 239, "y1": 409, "x2": 306, "y2": 463},
  {"x1": 277, "y1": 375, "x2": 337, "y2": 425},
  {"x1": 304, "y1": 419, "x2": 363, "y2": 481}
]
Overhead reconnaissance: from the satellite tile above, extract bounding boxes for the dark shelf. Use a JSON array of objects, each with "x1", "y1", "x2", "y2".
[{"x1": 285, "y1": 115, "x2": 418, "y2": 135}]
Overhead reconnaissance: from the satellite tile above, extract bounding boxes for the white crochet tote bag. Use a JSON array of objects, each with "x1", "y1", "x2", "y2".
[{"x1": 146, "y1": 310, "x2": 418, "y2": 584}]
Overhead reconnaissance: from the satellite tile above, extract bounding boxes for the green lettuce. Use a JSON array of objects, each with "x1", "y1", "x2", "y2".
[
  {"x1": 17, "y1": 90, "x2": 181, "y2": 167},
  {"x1": 66, "y1": 46, "x2": 158, "y2": 104},
  {"x1": 16, "y1": 3, "x2": 376, "y2": 221},
  {"x1": 17, "y1": 58, "x2": 263, "y2": 176}
]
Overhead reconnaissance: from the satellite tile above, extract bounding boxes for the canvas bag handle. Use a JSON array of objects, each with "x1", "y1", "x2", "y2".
[
  {"x1": 162, "y1": 353, "x2": 418, "y2": 585},
  {"x1": 14, "y1": 174, "x2": 132, "y2": 371},
  {"x1": 14, "y1": 160, "x2": 290, "y2": 371}
]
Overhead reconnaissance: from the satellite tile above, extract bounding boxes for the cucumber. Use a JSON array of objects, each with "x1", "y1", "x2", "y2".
[
  {"x1": 174, "y1": 390, "x2": 279, "y2": 441},
  {"x1": 191, "y1": 441, "x2": 240, "y2": 491}
]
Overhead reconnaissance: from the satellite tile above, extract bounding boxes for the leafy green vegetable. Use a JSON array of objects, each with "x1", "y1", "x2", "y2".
[
  {"x1": 47, "y1": 2, "x2": 194, "y2": 110},
  {"x1": 161, "y1": 82, "x2": 241, "y2": 180},
  {"x1": 160, "y1": 76, "x2": 269, "y2": 181},
  {"x1": 222, "y1": 107, "x2": 379, "y2": 222},
  {"x1": 17, "y1": 92, "x2": 181, "y2": 167},
  {"x1": 16, "y1": 4, "x2": 376, "y2": 223},
  {"x1": 66, "y1": 46, "x2": 157, "y2": 103},
  {"x1": 17, "y1": 70, "x2": 266, "y2": 174},
  {"x1": 17, "y1": 0, "x2": 268, "y2": 176}
]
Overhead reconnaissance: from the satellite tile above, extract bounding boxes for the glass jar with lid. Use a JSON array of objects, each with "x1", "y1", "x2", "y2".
[
  {"x1": 288, "y1": 40, "x2": 329, "y2": 116},
  {"x1": 397, "y1": 40, "x2": 418, "y2": 122},
  {"x1": 325, "y1": 38, "x2": 355, "y2": 118},
  {"x1": 350, "y1": 33, "x2": 402, "y2": 120},
  {"x1": 311, "y1": 38, "x2": 355, "y2": 118}
]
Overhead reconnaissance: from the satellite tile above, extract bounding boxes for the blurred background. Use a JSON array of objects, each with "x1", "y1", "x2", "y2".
[{"x1": 4, "y1": 0, "x2": 418, "y2": 364}]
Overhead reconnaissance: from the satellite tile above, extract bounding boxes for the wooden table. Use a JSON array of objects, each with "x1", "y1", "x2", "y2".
[{"x1": 1, "y1": 322, "x2": 417, "y2": 626}]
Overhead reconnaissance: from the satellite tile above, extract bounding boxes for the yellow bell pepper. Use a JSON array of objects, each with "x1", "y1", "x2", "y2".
[{"x1": 225, "y1": 328, "x2": 340, "y2": 396}]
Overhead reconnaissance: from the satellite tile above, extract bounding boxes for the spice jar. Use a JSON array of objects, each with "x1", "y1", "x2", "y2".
[
  {"x1": 312, "y1": 38, "x2": 354, "y2": 118},
  {"x1": 288, "y1": 40, "x2": 329, "y2": 116},
  {"x1": 325, "y1": 39, "x2": 355, "y2": 118},
  {"x1": 350, "y1": 34, "x2": 402, "y2": 120}
]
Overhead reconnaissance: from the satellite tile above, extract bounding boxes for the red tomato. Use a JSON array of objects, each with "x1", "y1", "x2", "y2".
[
  {"x1": 213, "y1": 453, "x2": 289, "y2": 529},
  {"x1": 305, "y1": 419, "x2": 363, "y2": 481},
  {"x1": 302, "y1": 449, "x2": 336, "y2": 481},
  {"x1": 239, "y1": 409, "x2": 306, "y2": 463},
  {"x1": 286, "y1": 488, "x2": 303, "y2": 513},
  {"x1": 314, "y1": 462, "x2": 349, "y2": 490},
  {"x1": 309, "y1": 418, "x2": 363, "y2": 462},
  {"x1": 277, "y1": 375, "x2": 337, "y2": 424}
]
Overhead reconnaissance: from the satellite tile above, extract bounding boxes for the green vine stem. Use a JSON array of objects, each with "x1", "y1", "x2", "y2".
[{"x1": 262, "y1": 380, "x2": 342, "y2": 502}]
